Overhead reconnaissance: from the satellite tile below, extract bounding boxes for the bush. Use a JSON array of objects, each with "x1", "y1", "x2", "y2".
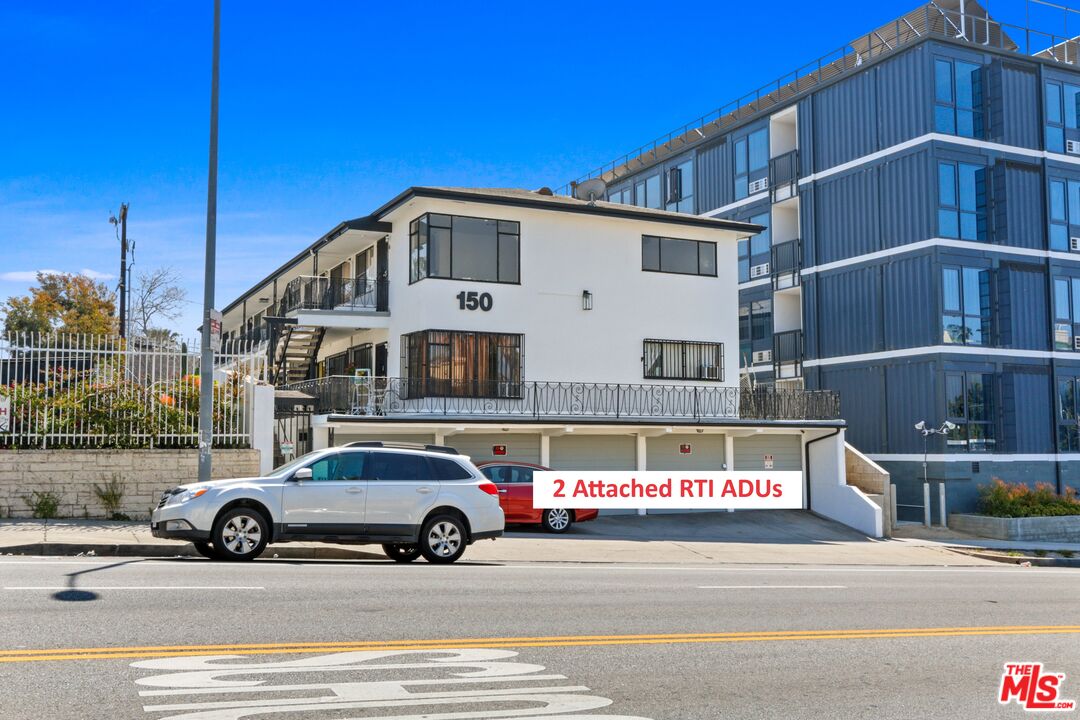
[
  {"x1": 93, "y1": 474, "x2": 127, "y2": 520},
  {"x1": 978, "y1": 478, "x2": 1080, "y2": 518},
  {"x1": 23, "y1": 490, "x2": 61, "y2": 519}
]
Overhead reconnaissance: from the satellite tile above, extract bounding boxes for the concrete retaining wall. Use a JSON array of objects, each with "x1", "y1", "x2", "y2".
[
  {"x1": 949, "y1": 513, "x2": 1080, "y2": 542},
  {"x1": 0, "y1": 449, "x2": 261, "y2": 520}
]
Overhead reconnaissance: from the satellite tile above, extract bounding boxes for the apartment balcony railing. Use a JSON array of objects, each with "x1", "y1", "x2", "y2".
[
  {"x1": 769, "y1": 150, "x2": 799, "y2": 203},
  {"x1": 287, "y1": 376, "x2": 840, "y2": 422},
  {"x1": 279, "y1": 276, "x2": 388, "y2": 315},
  {"x1": 771, "y1": 238, "x2": 801, "y2": 290},
  {"x1": 773, "y1": 330, "x2": 804, "y2": 380}
]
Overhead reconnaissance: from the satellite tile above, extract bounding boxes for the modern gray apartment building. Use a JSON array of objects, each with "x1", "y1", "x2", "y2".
[{"x1": 574, "y1": 0, "x2": 1080, "y2": 515}]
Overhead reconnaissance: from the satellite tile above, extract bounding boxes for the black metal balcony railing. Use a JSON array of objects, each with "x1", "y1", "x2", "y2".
[
  {"x1": 770, "y1": 238, "x2": 801, "y2": 290},
  {"x1": 769, "y1": 149, "x2": 799, "y2": 202},
  {"x1": 773, "y1": 330, "x2": 804, "y2": 379},
  {"x1": 287, "y1": 376, "x2": 840, "y2": 422},
  {"x1": 279, "y1": 276, "x2": 388, "y2": 315}
]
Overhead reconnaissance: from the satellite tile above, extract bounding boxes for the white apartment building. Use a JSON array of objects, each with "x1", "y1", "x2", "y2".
[{"x1": 221, "y1": 186, "x2": 878, "y2": 534}]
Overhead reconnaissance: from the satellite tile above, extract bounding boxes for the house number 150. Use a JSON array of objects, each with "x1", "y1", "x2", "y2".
[{"x1": 456, "y1": 291, "x2": 493, "y2": 311}]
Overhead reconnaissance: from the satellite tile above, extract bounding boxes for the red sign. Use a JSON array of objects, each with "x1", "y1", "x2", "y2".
[
  {"x1": 679, "y1": 443, "x2": 692, "y2": 455},
  {"x1": 492, "y1": 445, "x2": 507, "y2": 456},
  {"x1": 999, "y1": 662, "x2": 1074, "y2": 711}
]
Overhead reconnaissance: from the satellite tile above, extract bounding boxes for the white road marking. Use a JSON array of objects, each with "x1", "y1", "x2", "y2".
[
  {"x1": 697, "y1": 585, "x2": 848, "y2": 589},
  {"x1": 3, "y1": 586, "x2": 264, "y2": 591}
]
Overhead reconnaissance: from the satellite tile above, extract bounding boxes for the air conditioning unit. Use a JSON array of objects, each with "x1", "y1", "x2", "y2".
[
  {"x1": 750, "y1": 262, "x2": 771, "y2": 279},
  {"x1": 701, "y1": 365, "x2": 720, "y2": 380},
  {"x1": 1071, "y1": 236, "x2": 1080, "y2": 252},
  {"x1": 1068, "y1": 140, "x2": 1080, "y2": 155},
  {"x1": 1074, "y1": 335, "x2": 1080, "y2": 351},
  {"x1": 748, "y1": 177, "x2": 770, "y2": 195},
  {"x1": 752, "y1": 350, "x2": 773, "y2": 364}
]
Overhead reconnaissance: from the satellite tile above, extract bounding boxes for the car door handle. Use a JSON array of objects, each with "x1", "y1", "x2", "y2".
[
  {"x1": 498, "y1": 489, "x2": 508, "y2": 494},
  {"x1": 346, "y1": 487, "x2": 364, "y2": 494},
  {"x1": 416, "y1": 487, "x2": 434, "y2": 494}
]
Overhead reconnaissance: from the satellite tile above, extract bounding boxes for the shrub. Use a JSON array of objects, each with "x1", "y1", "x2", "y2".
[
  {"x1": 23, "y1": 490, "x2": 61, "y2": 519},
  {"x1": 93, "y1": 474, "x2": 127, "y2": 520},
  {"x1": 978, "y1": 478, "x2": 1080, "y2": 518}
]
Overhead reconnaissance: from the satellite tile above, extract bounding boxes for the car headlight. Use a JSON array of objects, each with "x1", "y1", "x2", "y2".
[{"x1": 174, "y1": 488, "x2": 209, "y2": 504}]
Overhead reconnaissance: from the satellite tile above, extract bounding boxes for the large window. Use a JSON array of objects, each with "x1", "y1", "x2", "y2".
[
  {"x1": 942, "y1": 266, "x2": 991, "y2": 346},
  {"x1": 938, "y1": 161, "x2": 987, "y2": 241},
  {"x1": 643, "y1": 339, "x2": 723, "y2": 381},
  {"x1": 934, "y1": 58, "x2": 983, "y2": 138},
  {"x1": 665, "y1": 160, "x2": 694, "y2": 213},
  {"x1": 1048, "y1": 178, "x2": 1080, "y2": 251},
  {"x1": 642, "y1": 235, "x2": 717, "y2": 277},
  {"x1": 409, "y1": 213, "x2": 520, "y2": 284},
  {"x1": 634, "y1": 174, "x2": 662, "y2": 210},
  {"x1": 945, "y1": 372, "x2": 995, "y2": 452},
  {"x1": 737, "y1": 211, "x2": 771, "y2": 283},
  {"x1": 1053, "y1": 277, "x2": 1080, "y2": 350},
  {"x1": 1058, "y1": 378, "x2": 1080, "y2": 451},
  {"x1": 401, "y1": 329, "x2": 522, "y2": 398},
  {"x1": 738, "y1": 299, "x2": 772, "y2": 365},
  {"x1": 734, "y1": 128, "x2": 769, "y2": 200},
  {"x1": 1045, "y1": 80, "x2": 1080, "y2": 153}
]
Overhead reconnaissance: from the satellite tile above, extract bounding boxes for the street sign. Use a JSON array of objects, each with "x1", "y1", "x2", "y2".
[
  {"x1": 764, "y1": 454, "x2": 774, "y2": 469},
  {"x1": 209, "y1": 309, "x2": 223, "y2": 352}
]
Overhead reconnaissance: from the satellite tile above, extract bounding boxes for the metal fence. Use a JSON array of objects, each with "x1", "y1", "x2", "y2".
[
  {"x1": 287, "y1": 376, "x2": 841, "y2": 422},
  {"x1": 0, "y1": 333, "x2": 268, "y2": 449}
]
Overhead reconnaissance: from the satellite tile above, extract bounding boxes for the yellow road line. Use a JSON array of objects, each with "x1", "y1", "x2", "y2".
[{"x1": 2, "y1": 626, "x2": 1080, "y2": 664}]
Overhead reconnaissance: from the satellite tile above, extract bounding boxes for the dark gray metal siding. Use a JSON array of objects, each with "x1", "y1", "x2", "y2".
[
  {"x1": 884, "y1": 360, "x2": 938, "y2": 453},
  {"x1": 696, "y1": 141, "x2": 728, "y2": 213},
  {"x1": 994, "y1": 161, "x2": 1044, "y2": 250},
  {"x1": 882, "y1": 253, "x2": 937, "y2": 350},
  {"x1": 814, "y1": 167, "x2": 879, "y2": 264},
  {"x1": 879, "y1": 149, "x2": 934, "y2": 250},
  {"x1": 818, "y1": 365, "x2": 886, "y2": 451},
  {"x1": 877, "y1": 44, "x2": 930, "y2": 149},
  {"x1": 812, "y1": 69, "x2": 877, "y2": 171},
  {"x1": 797, "y1": 98, "x2": 814, "y2": 179},
  {"x1": 1002, "y1": 367, "x2": 1053, "y2": 453},
  {"x1": 990, "y1": 60, "x2": 1040, "y2": 150},
  {"x1": 816, "y1": 265, "x2": 883, "y2": 357},
  {"x1": 998, "y1": 262, "x2": 1049, "y2": 350}
]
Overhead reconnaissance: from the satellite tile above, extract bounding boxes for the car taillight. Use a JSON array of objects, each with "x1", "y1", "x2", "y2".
[{"x1": 477, "y1": 481, "x2": 499, "y2": 496}]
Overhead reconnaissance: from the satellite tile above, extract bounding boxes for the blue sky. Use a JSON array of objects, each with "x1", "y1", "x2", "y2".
[{"x1": 0, "y1": 0, "x2": 1056, "y2": 334}]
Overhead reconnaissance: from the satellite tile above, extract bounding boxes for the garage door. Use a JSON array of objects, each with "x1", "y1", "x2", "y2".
[
  {"x1": 549, "y1": 435, "x2": 636, "y2": 471},
  {"x1": 646, "y1": 434, "x2": 726, "y2": 471},
  {"x1": 445, "y1": 434, "x2": 541, "y2": 464},
  {"x1": 733, "y1": 434, "x2": 802, "y2": 470},
  {"x1": 333, "y1": 432, "x2": 435, "y2": 447}
]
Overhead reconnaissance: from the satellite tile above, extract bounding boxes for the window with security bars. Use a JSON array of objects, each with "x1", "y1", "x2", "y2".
[
  {"x1": 642, "y1": 339, "x2": 723, "y2": 381},
  {"x1": 401, "y1": 330, "x2": 522, "y2": 398}
]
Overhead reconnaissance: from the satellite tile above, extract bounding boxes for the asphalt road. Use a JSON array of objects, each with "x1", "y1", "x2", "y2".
[{"x1": 1, "y1": 556, "x2": 1079, "y2": 719}]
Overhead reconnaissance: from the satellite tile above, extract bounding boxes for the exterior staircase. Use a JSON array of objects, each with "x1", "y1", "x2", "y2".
[
  {"x1": 845, "y1": 443, "x2": 893, "y2": 537},
  {"x1": 272, "y1": 325, "x2": 325, "y2": 385}
]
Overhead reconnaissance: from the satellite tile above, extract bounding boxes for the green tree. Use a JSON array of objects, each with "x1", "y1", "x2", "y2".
[{"x1": 2, "y1": 272, "x2": 117, "y2": 335}]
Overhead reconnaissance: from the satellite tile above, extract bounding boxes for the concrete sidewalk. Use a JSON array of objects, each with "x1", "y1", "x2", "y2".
[{"x1": 0, "y1": 513, "x2": 1006, "y2": 566}]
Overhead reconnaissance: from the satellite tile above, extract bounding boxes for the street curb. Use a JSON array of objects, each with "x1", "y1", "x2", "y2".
[
  {"x1": 0, "y1": 543, "x2": 386, "y2": 561},
  {"x1": 944, "y1": 547, "x2": 1080, "y2": 568}
]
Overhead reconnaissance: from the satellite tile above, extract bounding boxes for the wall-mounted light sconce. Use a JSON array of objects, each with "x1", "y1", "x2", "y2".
[{"x1": 582, "y1": 290, "x2": 593, "y2": 311}]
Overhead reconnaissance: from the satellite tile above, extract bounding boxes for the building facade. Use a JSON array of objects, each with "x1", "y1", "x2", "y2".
[{"x1": 579, "y1": 0, "x2": 1080, "y2": 516}]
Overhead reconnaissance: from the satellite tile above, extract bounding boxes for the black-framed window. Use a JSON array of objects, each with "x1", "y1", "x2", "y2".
[
  {"x1": 945, "y1": 371, "x2": 995, "y2": 452},
  {"x1": 643, "y1": 339, "x2": 723, "y2": 381},
  {"x1": 634, "y1": 174, "x2": 662, "y2": 209},
  {"x1": 401, "y1": 329, "x2": 522, "y2": 399},
  {"x1": 1053, "y1": 277, "x2": 1080, "y2": 350},
  {"x1": 938, "y1": 161, "x2": 987, "y2": 241},
  {"x1": 942, "y1": 266, "x2": 991, "y2": 346},
  {"x1": 934, "y1": 58, "x2": 983, "y2": 138},
  {"x1": 737, "y1": 211, "x2": 771, "y2": 283},
  {"x1": 409, "y1": 213, "x2": 520, "y2": 284},
  {"x1": 1058, "y1": 377, "x2": 1080, "y2": 451},
  {"x1": 665, "y1": 159, "x2": 694, "y2": 213},
  {"x1": 734, "y1": 128, "x2": 769, "y2": 200},
  {"x1": 1045, "y1": 80, "x2": 1080, "y2": 153},
  {"x1": 642, "y1": 235, "x2": 717, "y2": 277},
  {"x1": 608, "y1": 187, "x2": 631, "y2": 205},
  {"x1": 1048, "y1": 177, "x2": 1080, "y2": 251},
  {"x1": 738, "y1": 299, "x2": 772, "y2": 366}
]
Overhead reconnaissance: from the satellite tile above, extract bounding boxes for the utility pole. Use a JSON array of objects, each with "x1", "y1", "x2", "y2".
[
  {"x1": 117, "y1": 204, "x2": 129, "y2": 338},
  {"x1": 198, "y1": 0, "x2": 221, "y2": 484}
]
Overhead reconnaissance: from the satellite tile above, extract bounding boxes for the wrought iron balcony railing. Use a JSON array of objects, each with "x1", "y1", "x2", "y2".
[
  {"x1": 771, "y1": 238, "x2": 801, "y2": 290},
  {"x1": 287, "y1": 376, "x2": 840, "y2": 422},
  {"x1": 279, "y1": 276, "x2": 388, "y2": 315},
  {"x1": 769, "y1": 149, "x2": 799, "y2": 203},
  {"x1": 773, "y1": 330, "x2": 804, "y2": 380}
]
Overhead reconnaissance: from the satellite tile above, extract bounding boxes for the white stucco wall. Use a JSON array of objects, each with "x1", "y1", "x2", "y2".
[{"x1": 806, "y1": 428, "x2": 883, "y2": 538}]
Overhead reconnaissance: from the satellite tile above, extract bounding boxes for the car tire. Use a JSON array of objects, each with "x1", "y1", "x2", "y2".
[
  {"x1": 212, "y1": 508, "x2": 269, "y2": 561},
  {"x1": 192, "y1": 541, "x2": 219, "y2": 560},
  {"x1": 382, "y1": 543, "x2": 422, "y2": 563},
  {"x1": 419, "y1": 514, "x2": 467, "y2": 564},
  {"x1": 541, "y1": 508, "x2": 573, "y2": 534}
]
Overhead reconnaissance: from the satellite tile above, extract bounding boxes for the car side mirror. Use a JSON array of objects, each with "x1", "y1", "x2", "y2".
[{"x1": 292, "y1": 467, "x2": 312, "y2": 482}]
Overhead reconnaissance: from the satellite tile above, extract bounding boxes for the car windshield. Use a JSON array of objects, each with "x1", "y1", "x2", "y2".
[{"x1": 268, "y1": 451, "x2": 323, "y2": 478}]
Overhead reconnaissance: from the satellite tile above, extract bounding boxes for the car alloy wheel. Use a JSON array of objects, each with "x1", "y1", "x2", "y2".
[
  {"x1": 542, "y1": 508, "x2": 572, "y2": 533},
  {"x1": 212, "y1": 509, "x2": 268, "y2": 561},
  {"x1": 420, "y1": 514, "x2": 467, "y2": 564}
]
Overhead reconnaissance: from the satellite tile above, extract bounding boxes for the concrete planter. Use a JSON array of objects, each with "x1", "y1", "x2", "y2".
[{"x1": 949, "y1": 513, "x2": 1080, "y2": 542}]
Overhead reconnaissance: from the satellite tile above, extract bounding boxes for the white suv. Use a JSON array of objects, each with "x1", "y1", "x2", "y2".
[{"x1": 150, "y1": 442, "x2": 504, "y2": 564}]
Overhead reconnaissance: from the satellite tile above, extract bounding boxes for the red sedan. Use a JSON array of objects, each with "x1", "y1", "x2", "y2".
[{"x1": 476, "y1": 461, "x2": 599, "y2": 533}]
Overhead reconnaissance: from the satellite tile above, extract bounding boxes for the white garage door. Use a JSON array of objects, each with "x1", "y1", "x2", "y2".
[
  {"x1": 445, "y1": 434, "x2": 541, "y2": 465},
  {"x1": 549, "y1": 435, "x2": 636, "y2": 471},
  {"x1": 733, "y1": 434, "x2": 802, "y2": 470},
  {"x1": 646, "y1": 434, "x2": 726, "y2": 471}
]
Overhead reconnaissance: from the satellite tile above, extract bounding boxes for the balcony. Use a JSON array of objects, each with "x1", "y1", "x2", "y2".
[
  {"x1": 773, "y1": 329, "x2": 803, "y2": 380},
  {"x1": 769, "y1": 149, "x2": 799, "y2": 203},
  {"x1": 287, "y1": 376, "x2": 841, "y2": 423},
  {"x1": 770, "y1": 238, "x2": 801, "y2": 291},
  {"x1": 279, "y1": 276, "x2": 388, "y2": 315}
]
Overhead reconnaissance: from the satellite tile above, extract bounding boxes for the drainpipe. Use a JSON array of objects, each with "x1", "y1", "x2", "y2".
[{"x1": 804, "y1": 426, "x2": 843, "y2": 511}]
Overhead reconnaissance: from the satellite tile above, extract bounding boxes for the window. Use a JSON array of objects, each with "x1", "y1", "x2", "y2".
[
  {"x1": 409, "y1": 213, "x2": 520, "y2": 284},
  {"x1": 1052, "y1": 277, "x2": 1080, "y2": 350},
  {"x1": 942, "y1": 266, "x2": 991, "y2": 346},
  {"x1": 428, "y1": 457, "x2": 473, "y2": 480},
  {"x1": 401, "y1": 329, "x2": 522, "y2": 398},
  {"x1": 307, "y1": 452, "x2": 367, "y2": 482},
  {"x1": 641, "y1": 236, "x2": 717, "y2": 277},
  {"x1": 1058, "y1": 378, "x2": 1080, "y2": 451},
  {"x1": 365, "y1": 452, "x2": 428, "y2": 481},
  {"x1": 738, "y1": 299, "x2": 772, "y2": 365},
  {"x1": 1048, "y1": 178, "x2": 1080, "y2": 251},
  {"x1": 734, "y1": 128, "x2": 769, "y2": 200},
  {"x1": 634, "y1": 175, "x2": 662, "y2": 209},
  {"x1": 481, "y1": 465, "x2": 535, "y2": 484},
  {"x1": 608, "y1": 187, "x2": 631, "y2": 205},
  {"x1": 945, "y1": 372, "x2": 995, "y2": 452},
  {"x1": 737, "y1": 212, "x2": 771, "y2": 283},
  {"x1": 934, "y1": 58, "x2": 983, "y2": 138},
  {"x1": 665, "y1": 160, "x2": 694, "y2": 213},
  {"x1": 938, "y1": 161, "x2": 987, "y2": 241},
  {"x1": 1045, "y1": 81, "x2": 1080, "y2": 153},
  {"x1": 643, "y1": 339, "x2": 723, "y2": 381}
]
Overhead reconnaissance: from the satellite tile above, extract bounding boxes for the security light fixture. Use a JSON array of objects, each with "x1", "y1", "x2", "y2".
[
  {"x1": 582, "y1": 290, "x2": 593, "y2": 311},
  {"x1": 914, "y1": 420, "x2": 959, "y2": 497}
]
